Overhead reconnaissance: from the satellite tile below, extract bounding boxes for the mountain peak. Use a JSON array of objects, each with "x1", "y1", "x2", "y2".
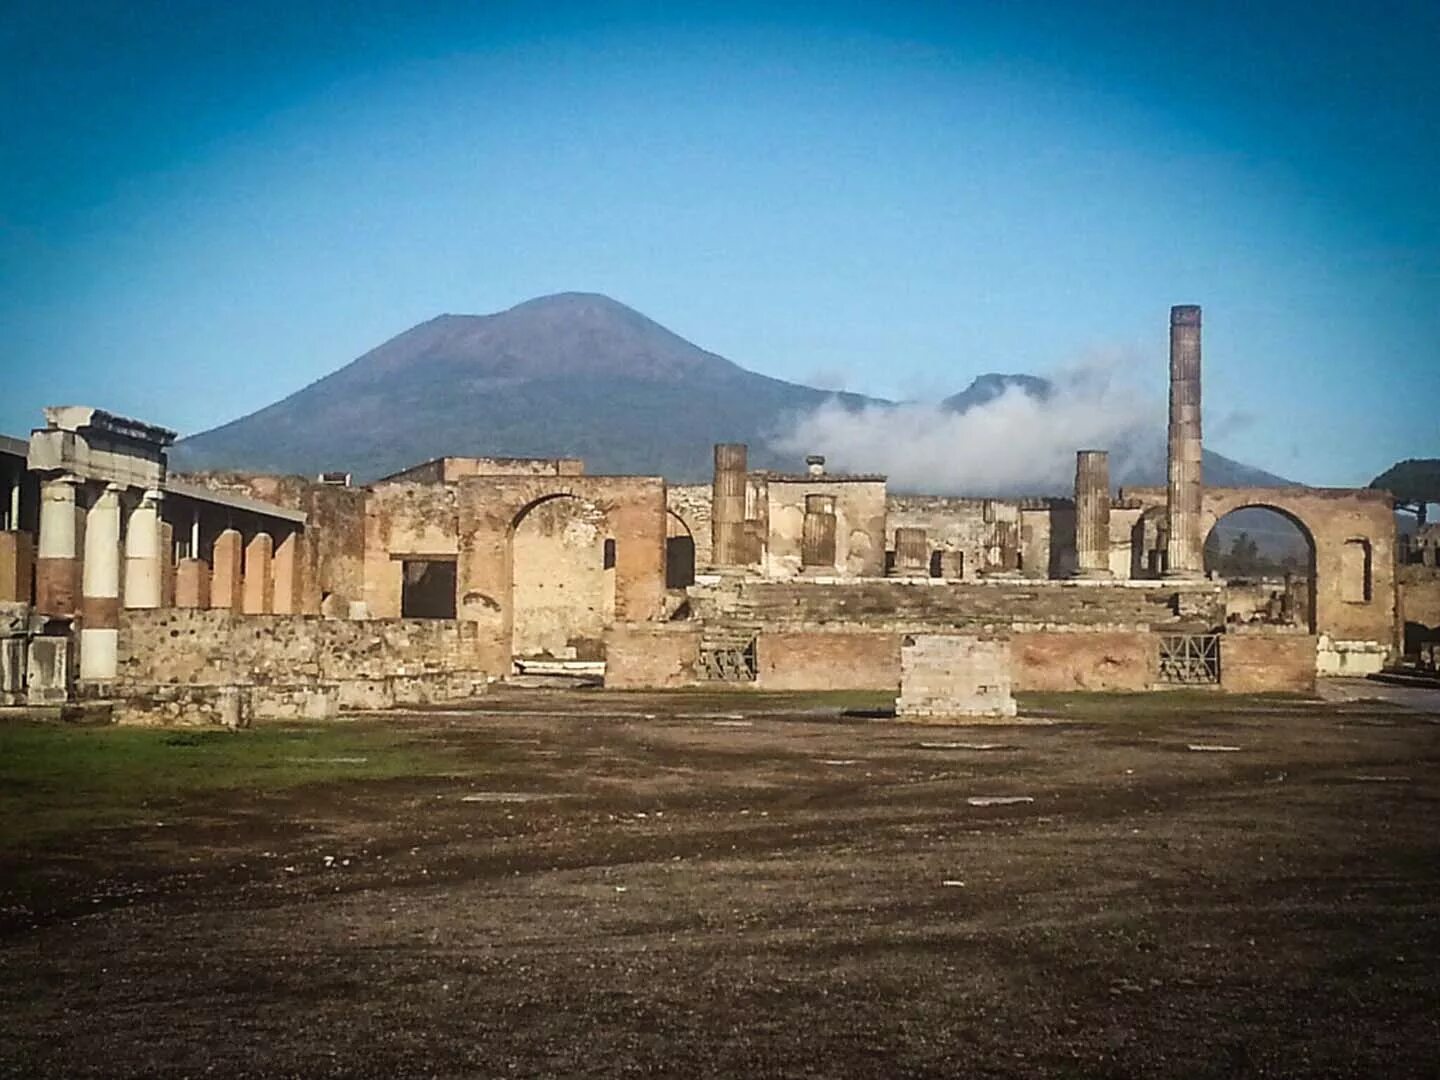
[{"x1": 941, "y1": 373, "x2": 1053, "y2": 414}]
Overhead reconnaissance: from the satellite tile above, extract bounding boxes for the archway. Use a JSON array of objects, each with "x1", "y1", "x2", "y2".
[
  {"x1": 1203, "y1": 505, "x2": 1317, "y2": 632},
  {"x1": 510, "y1": 494, "x2": 616, "y2": 661},
  {"x1": 665, "y1": 509, "x2": 696, "y2": 589},
  {"x1": 1130, "y1": 506, "x2": 1167, "y2": 578}
]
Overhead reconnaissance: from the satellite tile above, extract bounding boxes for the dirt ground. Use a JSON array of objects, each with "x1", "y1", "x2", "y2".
[{"x1": 2, "y1": 688, "x2": 1439, "y2": 1079}]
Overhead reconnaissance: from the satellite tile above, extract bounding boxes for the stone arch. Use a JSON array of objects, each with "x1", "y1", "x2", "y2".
[
  {"x1": 509, "y1": 492, "x2": 615, "y2": 661},
  {"x1": 665, "y1": 509, "x2": 696, "y2": 588},
  {"x1": 1201, "y1": 502, "x2": 1318, "y2": 632}
]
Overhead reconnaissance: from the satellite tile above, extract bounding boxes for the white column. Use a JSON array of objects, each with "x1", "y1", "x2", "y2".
[
  {"x1": 80, "y1": 484, "x2": 122, "y2": 681},
  {"x1": 6, "y1": 477, "x2": 18, "y2": 530},
  {"x1": 123, "y1": 489, "x2": 163, "y2": 609},
  {"x1": 36, "y1": 473, "x2": 80, "y2": 615}
]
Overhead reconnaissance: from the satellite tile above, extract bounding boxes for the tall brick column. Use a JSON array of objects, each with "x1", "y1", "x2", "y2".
[
  {"x1": 1166, "y1": 304, "x2": 1204, "y2": 578},
  {"x1": 1073, "y1": 450, "x2": 1113, "y2": 578},
  {"x1": 241, "y1": 532, "x2": 273, "y2": 614},
  {"x1": 711, "y1": 443, "x2": 749, "y2": 567},
  {"x1": 210, "y1": 528, "x2": 244, "y2": 610},
  {"x1": 79, "y1": 484, "x2": 122, "y2": 682},
  {"x1": 36, "y1": 474, "x2": 80, "y2": 616}
]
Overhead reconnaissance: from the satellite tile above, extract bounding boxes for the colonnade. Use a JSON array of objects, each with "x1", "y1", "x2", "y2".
[{"x1": 30, "y1": 474, "x2": 301, "y2": 683}]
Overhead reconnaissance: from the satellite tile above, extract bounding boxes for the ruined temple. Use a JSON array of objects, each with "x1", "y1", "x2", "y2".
[{"x1": 1, "y1": 306, "x2": 1432, "y2": 721}]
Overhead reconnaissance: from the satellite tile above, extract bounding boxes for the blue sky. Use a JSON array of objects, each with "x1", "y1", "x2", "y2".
[{"x1": 2, "y1": 0, "x2": 1435, "y2": 486}]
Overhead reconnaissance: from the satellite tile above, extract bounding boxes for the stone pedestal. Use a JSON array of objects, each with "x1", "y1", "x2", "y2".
[{"x1": 897, "y1": 634, "x2": 1017, "y2": 720}]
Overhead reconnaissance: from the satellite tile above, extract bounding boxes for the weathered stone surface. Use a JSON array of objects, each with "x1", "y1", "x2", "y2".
[
  {"x1": 757, "y1": 630, "x2": 900, "y2": 691},
  {"x1": 604, "y1": 623, "x2": 700, "y2": 689},
  {"x1": 1220, "y1": 630, "x2": 1317, "y2": 693},
  {"x1": 897, "y1": 634, "x2": 1017, "y2": 720}
]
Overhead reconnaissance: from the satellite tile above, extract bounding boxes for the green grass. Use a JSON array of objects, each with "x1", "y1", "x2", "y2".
[{"x1": 0, "y1": 722, "x2": 472, "y2": 850}]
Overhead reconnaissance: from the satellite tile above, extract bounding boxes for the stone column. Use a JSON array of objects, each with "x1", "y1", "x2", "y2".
[
  {"x1": 36, "y1": 474, "x2": 80, "y2": 616},
  {"x1": 242, "y1": 532, "x2": 274, "y2": 614},
  {"x1": 80, "y1": 484, "x2": 122, "y2": 682},
  {"x1": 175, "y1": 559, "x2": 211, "y2": 608},
  {"x1": 6, "y1": 475, "x2": 19, "y2": 530},
  {"x1": 210, "y1": 528, "x2": 244, "y2": 610},
  {"x1": 892, "y1": 527, "x2": 928, "y2": 576},
  {"x1": 123, "y1": 489, "x2": 163, "y2": 609},
  {"x1": 1074, "y1": 450, "x2": 1113, "y2": 578},
  {"x1": 1166, "y1": 304, "x2": 1204, "y2": 577},
  {"x1": 801, "y1": 494, "x2": 837, "y2": 569},
  {"x1": 711, "y1": 443, "x2": 749, "y2": 567},
  {"x1": 271, "y1": 531, "x2": 297, "y2": 614},
  {"x1": 160, "y1": 520, "x2": 176, "y2": 607}
]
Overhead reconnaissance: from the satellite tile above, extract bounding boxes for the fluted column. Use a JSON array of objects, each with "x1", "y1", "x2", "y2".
[
  {"x1": 1165, "y1": 304, "x2": 1204, "y2": 577},
  {"x1": 36, "y1": 474, "x2": 80, "y2": 616},
  {"x1": 711, "y1": 443, "x2": 749, "y2": 567},
  {"x1": 1074, "y1": 450, "x2": 1113, "y2": 578},
  {"x1": 123, "y1": 489, "x2": 164, "y2": 609},
  {"x1": 79, "y1": 484, "x2": 122, "y2": 682}
]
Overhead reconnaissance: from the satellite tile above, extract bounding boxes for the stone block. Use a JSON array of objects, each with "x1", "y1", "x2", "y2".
[{"x1": 897, "y1": 634, "x2": 1016, "y2": 720}]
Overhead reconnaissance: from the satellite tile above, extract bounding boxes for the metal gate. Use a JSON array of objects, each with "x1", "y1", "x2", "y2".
[
  {"x1": 1157, "y1": 633, "x2": 1220, "y2": 685},
  {"x1": 699, "y1": 638, "x2": 758, "y2": 682}
]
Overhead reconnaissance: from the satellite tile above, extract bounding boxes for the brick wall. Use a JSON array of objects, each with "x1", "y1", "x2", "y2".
[
  {"x1": 1220, "y1": 631, "x2": 1317, "y2": 694},
  {"x1": 690, "y1": 578, "x2": 1223, "y2": 632},
  {"x1": 604, "y1": 624, "x2": 700, "y2": 688},
  {"x1": 1010, "y1": 630, "x2": 1157, "y2": 691},
  {"x1": 756, "y1": 630, "x2": 900, "y2": 691}
]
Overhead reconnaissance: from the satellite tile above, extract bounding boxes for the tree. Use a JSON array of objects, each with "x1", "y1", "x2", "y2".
[{"x1": 1370, "y1": 459, "x2": 1440, "y2": 525}]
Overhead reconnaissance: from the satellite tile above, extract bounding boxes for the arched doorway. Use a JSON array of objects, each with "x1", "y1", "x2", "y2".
[
  {"x1": 665, "y1": 510, "x2": 696, "y2": 589},
  {"x1": 510, "y1": 494, "x2": 616, "y2": 661},
  {"x1": 1203, "y1": 505, "x2": 1317, "y2": 632},
  {"x1": 1130, "y1": 507, "x2": 1168, "y2": 578}
]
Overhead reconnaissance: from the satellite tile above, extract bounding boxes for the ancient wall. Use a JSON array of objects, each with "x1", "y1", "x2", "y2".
[
  {"x1": 0, "y1": 531, "x2": 34, "y2": 604},
  {"x1": 1219, "y1": 630, "x2": 1318, "y2": 694},
  {"x1": 362, "y1": 482, "x2": 460, "y2": 619},
  {"x1": 115, "y1": 609, "x2": 486, "y2": 721},
  {"x1": 1124, "y1": 485, "x2": 1398, "y2": 653},
  {"x1": 304, "y1": 485, "x2": 366, "y2": 616},
  {"x1": 667, "y1": 484, "x2": 713, "y2": 569},
  {"x1": 755, "y1": 630, "x2": 900, "y2": 691},
  {"x1": 512, "y1": 496, "x2": 614, "y2": 658},
  {"x1": 604, "y1": 623, "x2": 701, "y2": 689},
  {"x1": 688, "y1": 578, "x2": 1224, "y2": 632},
  {"x1": 1010, "y1": 630, "x2": 1157, "y2": 692},
  {"x1": 457, "y1": 475, "x2": 667, "y2": 675},
  {"x1": 380, "y1": 457, "x2": 586, "y2": 484},
  {"x1": 765, "y1": 478, "x2": 886, "y2": 578}
]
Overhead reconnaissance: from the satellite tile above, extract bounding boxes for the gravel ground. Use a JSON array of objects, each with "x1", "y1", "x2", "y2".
[{"x1": 2, "y1": 688, "x2": 1438, "y2": 1078}]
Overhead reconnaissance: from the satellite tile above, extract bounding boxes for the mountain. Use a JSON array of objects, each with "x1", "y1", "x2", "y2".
[
  {"x1": 172, "y1": 293, "x2": 880, "y2": 481},
  {"x1": 173, "y1": 292, "x2": 1291, "y2": 490}
]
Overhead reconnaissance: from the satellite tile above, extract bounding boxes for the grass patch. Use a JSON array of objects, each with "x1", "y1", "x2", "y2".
[{"x1": 0, "y1": 722, "x2": 475, "y2": 850}]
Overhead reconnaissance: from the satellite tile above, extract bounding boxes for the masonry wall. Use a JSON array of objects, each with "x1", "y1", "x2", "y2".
[
  {"x1": 1398, "y1": 565, "x2": 1440, "y2": 659},
  {"x1": 511, "y1": 496, "x2": 614, "y2": 658},
  {"x1": 688, "y1": 578, "x2": 1225, "y2": 632},
  {"x1": 1010, "y1": 630, "x2": 1157, "y2": 691},
  {"x1": 116, "y1": 609, "x2": 487, "y2": 720},
  {"x1": 604, "y1": 623, "x2": 700, "y2": 688},
  {"x1": 1125, "y1": 485, "x2": 1399, "y2": 651},
  {"x1": 362, "y1": 482, "x2": 460, "y2": 619},
  {"x1": 1219, "y1": 631, "x2": 1318, "y2": 694},
  {"x1": 756, "y1": 630, "x2": 900, "y2": 691},
  {"x1": 667, "y1": 484, "x2": 713, "y2": 569},
  {"x1": 766, "y1": 478, "x2": 886, "y2": 577},
  {"x1": 457, "y1": 475, "x2": 668, "y2": 676}
]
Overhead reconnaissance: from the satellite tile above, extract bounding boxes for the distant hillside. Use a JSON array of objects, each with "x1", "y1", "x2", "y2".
[{"x1": 173, "y1": 292, "x2": 1291, "y2": 491}]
